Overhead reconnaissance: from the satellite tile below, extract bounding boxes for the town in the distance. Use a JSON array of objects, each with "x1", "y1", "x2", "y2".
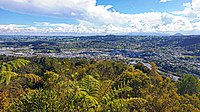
[{"x1": 0, "y1": 34, "x2": 199, "y2": 79}]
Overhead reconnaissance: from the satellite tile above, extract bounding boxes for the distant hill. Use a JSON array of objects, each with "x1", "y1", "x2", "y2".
[
  {"x1": 178, "y1": 36, "x2": 200, "y2": 47},
  {"x1": 173, "y1": 33, "x2": 184, "y2": 36}
]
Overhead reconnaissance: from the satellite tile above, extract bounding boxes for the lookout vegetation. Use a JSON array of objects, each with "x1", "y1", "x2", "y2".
[{"x1": 0, "y1": 56, "x2": 200, "y2": 112}]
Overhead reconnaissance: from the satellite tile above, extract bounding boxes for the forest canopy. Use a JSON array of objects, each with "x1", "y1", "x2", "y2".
[{"x1": 0, "y1": 56, "x2": 199, "y2": 112}]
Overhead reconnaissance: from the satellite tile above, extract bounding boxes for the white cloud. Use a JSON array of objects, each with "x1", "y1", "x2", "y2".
[
  {"x1": 0, "y1": 0, "x2": 108, "y2": 21},
  {"x1": 171, "y1": 0, "x2": 200, "y2": 33},
  {"x1": 172, "y1": 0, "x2": 200, "y2": 17},
  {"x1": 160, "y1": 0, "x2": 171, "y2": 3},
  {"x1": 0, "y1": 0, "x2": 199, "y2": 34},
  {"x1": 0, "y1": 15, "x2": 193, "y2": 34}
]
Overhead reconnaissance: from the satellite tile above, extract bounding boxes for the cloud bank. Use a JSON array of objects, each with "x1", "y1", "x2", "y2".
[{"x1": 0, "y1": 0, "x2": 200, "y2": 35}]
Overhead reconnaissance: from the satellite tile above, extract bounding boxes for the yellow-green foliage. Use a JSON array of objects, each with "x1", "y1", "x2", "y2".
[
  {"x1": 19, "y1": 74, "x2": 41, "y2": 83},
  {"x1": 0, "y1": 57, "x2": 199, "y2": 112},
  {"x1": 79, "y1": 75, "x2": 100, "y2": 97},
  {"x1": 0, "y1": 59, "x2": 41, "y2": 86},
  {"x1": 0, "y1": 71, "x2": 17, "y2": 85},
  {"x1": 0, "y1": 59, "x2": 30, "y2": 71}
]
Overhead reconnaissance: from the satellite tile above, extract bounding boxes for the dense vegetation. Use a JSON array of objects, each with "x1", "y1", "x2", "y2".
[{"x1": 0, "y1": 56, "x2": 200, "y2": 112}]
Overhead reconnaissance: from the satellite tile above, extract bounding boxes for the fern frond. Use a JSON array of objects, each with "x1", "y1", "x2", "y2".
[
  {"x1": 0, "y1": 71, "x2": 18, "y2": 85},
  {"x1": 7, "y1": 59, "x2": 30, "y2": 71},
  {"x1": 20, "y1": 74, "x2": 41, "y2": 83},
  {"x1": 124, "y1": 97, "x2": 148, "y2": 109},
  {"x1": 79, "y1": 75, "x2": 100, "y2": 98}
]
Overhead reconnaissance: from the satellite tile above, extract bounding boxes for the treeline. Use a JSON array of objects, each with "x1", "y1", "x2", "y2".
[{"x1": 0, "y1": 56, "x2": 200, "y2": 112}]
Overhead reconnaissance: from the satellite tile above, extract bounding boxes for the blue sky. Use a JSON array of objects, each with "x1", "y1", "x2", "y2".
[
  {"x1": 0, "y1": 0, "x2": 199, "y2": 35},
  {"x1": 97, "y1": 0, "x2": 190, "y2": 14},
  {"x1": 0, "y1": 0, "x2": 190, "y2": 24}
]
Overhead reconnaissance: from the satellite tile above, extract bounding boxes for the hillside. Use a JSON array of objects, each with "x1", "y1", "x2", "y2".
[{"x1": 0, "y1": 56, "x2": 199, "y2": 111}]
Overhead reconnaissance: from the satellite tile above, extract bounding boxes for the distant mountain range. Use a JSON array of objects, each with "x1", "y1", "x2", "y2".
[
  {"x1": 128, "y1": 32, "x2": 170, "y2": 36},
  {"x1": 0, "y1": 32, "x2": 186, "y2": 37},
  {"x1": 128, "y1": 32, "x2": 186, "y2": 36}
]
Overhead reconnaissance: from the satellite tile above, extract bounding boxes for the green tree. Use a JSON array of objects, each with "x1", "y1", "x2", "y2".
[
  {"x1": 178, "y1": 74, "x2": 200, "y2": 95},
  {"x1": 146, "y1": 78, "x2": 180, "y2": 112},
  {"x1": 10, "y1": 89, "x2": 69, "y2": 112},
  {"x1": 149, "y1": 62, "x2": 163, "y2": 84},
  {"x1": 179, "y1": 94, "x2": 200, "y2": 110}
]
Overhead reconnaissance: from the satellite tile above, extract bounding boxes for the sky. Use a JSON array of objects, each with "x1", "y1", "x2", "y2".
[{"x1": 0, "y1": 0, "x2": 200, "y2": 35}]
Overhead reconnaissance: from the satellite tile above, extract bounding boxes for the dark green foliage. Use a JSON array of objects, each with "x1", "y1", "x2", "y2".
[
  {"x1": 178, "y1": 74, "x2": 200, "y2": 95},
  {"x1": 134, "y1": 62, "x2": 150, "y2": 74}
]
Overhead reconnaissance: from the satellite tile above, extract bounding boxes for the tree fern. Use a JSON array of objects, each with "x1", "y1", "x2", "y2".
[
  {"x1": 98, "y1": 80, "x2": 113, "y2": 101},
  {"x1": 0, "y1": 59, "x2": 40, "y2": 85},
  {"x1": 102, "y1": 97, "x2": 147, "y2": 111},
  {"x1": 19, "y1": 74, "x2": 41, "y2": 83},
  {"x1": 0, "y1": 59, "x2": 30, "y2": 71},
  {"x1": 78, "y1": 75, "x2": 100, "y2": 98},
  {"x1": 8, "y1": 59, "x2": 30, "y2": 70},
  {"x1": 0, "y1": 71, "x2": 18, "y2": 85},
  {"x1": 124, "y1": 97, "x2": 148, "y2": 110}
]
